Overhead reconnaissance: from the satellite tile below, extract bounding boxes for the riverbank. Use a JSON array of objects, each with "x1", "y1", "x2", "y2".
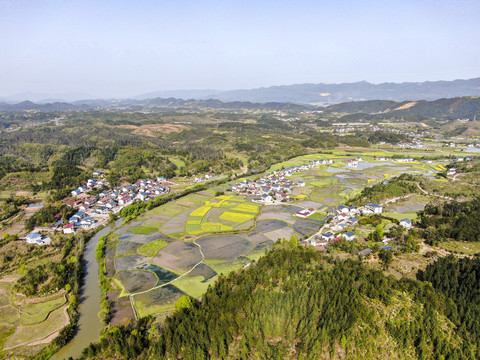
[{"x1": 50, "y1": 220, "x2": 123, "y2": 360}]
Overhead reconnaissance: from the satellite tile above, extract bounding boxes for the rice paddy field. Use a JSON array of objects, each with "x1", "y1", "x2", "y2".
[{"x1": 104, "y1": 151, "x2": 456, "y2": 322}]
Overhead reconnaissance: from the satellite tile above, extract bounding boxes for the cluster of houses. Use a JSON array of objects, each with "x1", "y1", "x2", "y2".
[
  {"x1": 229, "y1": 159, "x2": 333, "y2": 204},
  {"x1": 71, "y1": 172, "x2": 109, "y2": 196},
  {"x1": 307, "y1": 202, "x2": 383, "y2": 248},
  {"x1": 305, "y1": 201, "x2": 414, "y2": 256},
  {"x1": 62, "y1": 174, "x2": 170, "y2": 235}
]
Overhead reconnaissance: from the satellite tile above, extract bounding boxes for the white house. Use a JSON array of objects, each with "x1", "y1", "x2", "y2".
[
  {"x1": 321, "y1": 232, "x2": 335, "y2": 241},
  {"x1": 447, "y1": 168, "x2": 457, "y2": 176},
  {"x1": 338, "y1": 205, "x2": 349, "y2": 214},
  {"x1": 261, "y1": 194, "x2": 274, "y2": 203},
  {"x1": 310, "y1": 236, "x2": 328, "y2": 247},
  {"x1": 295, "y1": 208, "x2": 315, "y2": 218},
  {"x1": 399, "y1": 218, "x2": 412, "y2": 228},
  {"x1": 26, "y1": 233, "x2": 43, "y2": 244},
  {"x1": 71, "y1": 189, "x2": 82, "y2": 197},
  {"x1": 342, "y1": 231, "x2": 356, "y2": 241},
  {"x1": 81, "y1": 217, "x2": 95, "y2": 226},
  {"x1": 63, "y1": 224, "x2": 75, "y2": 234},
  {"x1": 365, "y1": 203, "x2": 383, "y2": 214}
]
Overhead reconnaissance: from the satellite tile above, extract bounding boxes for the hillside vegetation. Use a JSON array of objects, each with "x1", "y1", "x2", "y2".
[{"x1": 80, "y1": 246, "x2": 476, "y2": 360}]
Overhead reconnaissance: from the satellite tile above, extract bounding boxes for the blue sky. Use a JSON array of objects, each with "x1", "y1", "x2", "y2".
[{"x1": 1, "y1": 0, "x2": 479, "y2": 98}]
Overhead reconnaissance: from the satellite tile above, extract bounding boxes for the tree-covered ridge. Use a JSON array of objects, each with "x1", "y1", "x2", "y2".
[
  {"x1": 418, "y1": 198, "x2": 480, "y2": 244},
  {"x1": 81, "y1": 247, "x2": 474, "y2": 360},
  {"x1": 348, "y1": 173, "x2": 420, "y2": 206}
]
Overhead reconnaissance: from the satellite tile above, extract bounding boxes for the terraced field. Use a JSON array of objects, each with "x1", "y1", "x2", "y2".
[{"x1": 0, "y1": 285, "x2": 68, "y2": 355}]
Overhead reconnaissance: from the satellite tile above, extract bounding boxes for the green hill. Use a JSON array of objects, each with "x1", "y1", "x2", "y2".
[
  {"x1": 324, "y1": 96, "x2": 480, "y2": 120},
  {"x1": 80, "y1": 246, "x2": 478, "y2": 360}
]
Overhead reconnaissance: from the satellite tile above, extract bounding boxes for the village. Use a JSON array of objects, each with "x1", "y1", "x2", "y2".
[
  {"x1": 300, "y1": 202, "x2": 413, "y2": 257},
  {"x1": 22, "y1": 173, "x2": 171, "y2": 245},
  {"x1": 229, "y1": 159, "x2": 333, "y2": 204}
]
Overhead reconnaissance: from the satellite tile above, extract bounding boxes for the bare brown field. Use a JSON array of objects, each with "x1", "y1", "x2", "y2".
[{"x1": 117, "y1": 124, "x2": 188, "y2": 137}]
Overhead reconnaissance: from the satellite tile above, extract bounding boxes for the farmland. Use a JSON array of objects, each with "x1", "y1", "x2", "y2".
[
  {"x1": 0, "y1": 281, "x2": 69, "y2": 358},
  {"x1": 99, "y1": 150, "x2": 463, "y2": 323}
]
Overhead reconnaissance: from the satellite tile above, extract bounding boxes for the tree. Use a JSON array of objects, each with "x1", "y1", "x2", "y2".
[
  {"x1": 289, "y1": 235, "x2": 298, "y2": 248},
  {"x1": 378, "y1": 249, "x2": 393, "y2": 269},
  {"x1": 367, "y1": 224, "x2": 384, "y2": 242},
  {"x1": 175, "y1": 295, "x2": 192, "y2": 311}
]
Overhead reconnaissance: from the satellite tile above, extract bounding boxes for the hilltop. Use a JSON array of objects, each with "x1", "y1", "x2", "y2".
[{"x1": 323, "y1": 96, "x2": 480, "y2": 120}]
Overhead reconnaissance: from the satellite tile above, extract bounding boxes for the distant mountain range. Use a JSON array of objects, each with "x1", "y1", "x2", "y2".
[
  {"x1": 0, "y1": 98, "x2": 310, "y2": 113},
  {"x1": 1, "y1": 95, "x2": 480, "y2": 120},
  {"x1": 2, "y1": 77, "x2": 480, "y2": 105},
  {"x1": 135, "y1": 77, "x2": 480, "y2": 104}
]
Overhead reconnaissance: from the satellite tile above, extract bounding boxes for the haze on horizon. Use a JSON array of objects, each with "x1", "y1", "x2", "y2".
[{"x1": 1, "y1": 0, "x2": 480, "y2": 100}]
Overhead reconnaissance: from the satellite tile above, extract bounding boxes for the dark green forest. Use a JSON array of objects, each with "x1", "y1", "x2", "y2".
[{"x1": 419, "y1": 198, "x2": 480, "y2": 244}]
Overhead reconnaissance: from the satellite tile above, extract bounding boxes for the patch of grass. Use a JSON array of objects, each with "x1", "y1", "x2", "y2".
[
  {"x1": 173, "y1": 275, "x2": 217, "y2": 298},
  {"x1": 149, "y1": 202, "x2": 191, "y2": 217},
  {"x1": 308, "y1": 212, "x2": 326, "y2": 221},
  {"x1": 207, "y1": 257, "x2": 250, "y2": 275},
  {"x1": 134, "y1": 285, "x2": 185, "y2": 317},
  {"x1": 169, "y1": 157, "x2": 185, "y2": 169},
  {"x1": 437, "y1": 241, "x2": 480, "y2": 256},
  {"x1": 20, "y1": 295, "x2": 65, "y2": 317},
  {"x1": 3, "y1": 305, "x2": 69, "y2": 350},
  {"x1": 20, "y1": 312, "x2": 48, "y2": 325},
  {"x1": 185, "y1": 223, "x2": 203, "y2": 235},
  {"x1": 129, "y1": 225, "x2": 157, "y2": 235},
  {"x1": 386, "y1": 211, "x2": 418, "y2": 221},
  {"x1": 137, "y1": 240, "x2": 169, "y2": 257},
  {"x1": 309, "y1": 179, "x2": 339, "y2": 187},
  {"x1": 0, "y1": 305, "x2": 19, "y2": 324}
]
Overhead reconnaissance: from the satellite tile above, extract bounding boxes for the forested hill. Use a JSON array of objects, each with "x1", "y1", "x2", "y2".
[
  {"x1": 0, "y1": 98, "x2": 311, "y2": 112},
  {"x1": 324, "y1": 96, "x2": 480, "y2": 120},
  {"x1": 80, "y1": 246, "x2": 477, "y2": 360}
]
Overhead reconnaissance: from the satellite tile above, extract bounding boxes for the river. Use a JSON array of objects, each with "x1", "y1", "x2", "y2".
[{"x1": 51, "y1": 219, "x2": 122, "y2": 360}]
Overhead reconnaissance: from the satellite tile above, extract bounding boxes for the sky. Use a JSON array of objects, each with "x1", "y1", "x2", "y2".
[{"x1": 1, "y1": 0, "x2": 480, "y2": 99}]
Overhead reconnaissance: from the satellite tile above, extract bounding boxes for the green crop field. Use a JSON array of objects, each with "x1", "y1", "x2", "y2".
[
  {"x1": 137, "y1": 240, "x2": 169, "y2": 257},
  {"x1": 129, "y1": 224, "x2": 158, "y2": 235}
]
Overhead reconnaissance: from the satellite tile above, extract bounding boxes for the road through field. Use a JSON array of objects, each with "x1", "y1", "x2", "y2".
[{"x1": 130, "y1": 239, "x2": 205, "y2": 320}]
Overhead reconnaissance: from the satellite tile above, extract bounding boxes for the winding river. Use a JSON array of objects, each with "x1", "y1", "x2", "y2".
[{"x1": 51, "y1": 220, "x2": 122, "y2": 360}]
